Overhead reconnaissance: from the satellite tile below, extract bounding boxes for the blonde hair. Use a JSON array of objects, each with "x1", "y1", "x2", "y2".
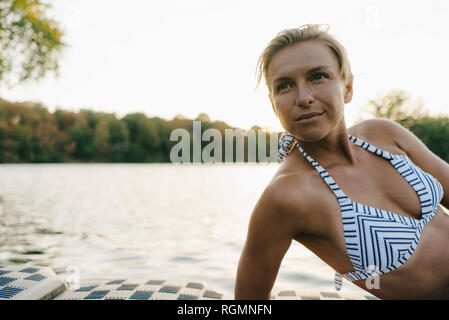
[{"x1": 256, "y1": 24, "x2": 353, "y2": 90}]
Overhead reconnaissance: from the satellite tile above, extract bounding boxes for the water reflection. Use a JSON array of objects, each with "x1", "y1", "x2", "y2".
[
  {"x1": 0, "y1": 163, "x2": 366, "y2": 295},
  {"x1": 0, "y1": 193, "x2": 64, "y2": 267}
]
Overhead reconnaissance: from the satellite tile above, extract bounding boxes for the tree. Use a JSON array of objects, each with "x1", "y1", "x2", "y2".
[
  {"x1": 407, "y1": 116, "x2": 449, "y2": 163},
  {"x1": 358, "y1": 90, "x2": 448, "y2": 163},
  {"x1": 66, "y1": 112, "x2": 96, "y2": 161},
  {"x1": 0, "y1": 0, "x2": 65, "y2": 86},
  {"x1": 358, "y1": 90, "x2": 427, "y2": 126},
  {"x1": 94, "y1": 118, "x2": 110, "y2": 160},
  {"x1": 108, "y1": 119, "x2": 129, "y2": 162}
]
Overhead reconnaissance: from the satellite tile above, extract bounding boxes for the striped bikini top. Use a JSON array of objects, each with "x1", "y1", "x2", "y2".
[{"x1": 278, "y1": 132, "x2": 444, "y2": 290}]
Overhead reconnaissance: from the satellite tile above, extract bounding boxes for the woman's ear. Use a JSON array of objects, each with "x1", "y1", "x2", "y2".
[{"x1": 344, "y1": 80, "x2": 353, "y2": 103}]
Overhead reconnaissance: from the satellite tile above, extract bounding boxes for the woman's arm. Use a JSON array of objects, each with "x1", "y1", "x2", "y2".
[
  {"x1": 234, "y1": 182, "x2": 299, "y2": 300},
  {"x1": 383, "y1": 119, "x2": 449, "y2": 210}
]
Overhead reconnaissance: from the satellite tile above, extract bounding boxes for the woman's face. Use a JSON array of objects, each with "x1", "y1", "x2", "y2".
[{"x1": 267, "y1": 40, "x2": 352, "y2": 142}]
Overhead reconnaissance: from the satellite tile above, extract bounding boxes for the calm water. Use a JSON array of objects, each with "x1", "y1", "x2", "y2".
[{"x1": 0, "y1": 163, "x2": 365, "y2": 295}]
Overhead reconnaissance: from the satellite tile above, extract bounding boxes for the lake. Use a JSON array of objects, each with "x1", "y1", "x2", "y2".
[{"x1": 0, "y1": 163, "x2": 366, "y2": 296}]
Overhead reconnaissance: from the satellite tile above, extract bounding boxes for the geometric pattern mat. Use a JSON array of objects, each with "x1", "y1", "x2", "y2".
[
  {"x1": 0, "y1": 265, "x2": 67, "y2": 300},
  {"x1": 54, "y1": 279, "x2": 231, "y2": 300},
  {"x1": 0, "y1": 264, "x2": 378, "y2": 300}
]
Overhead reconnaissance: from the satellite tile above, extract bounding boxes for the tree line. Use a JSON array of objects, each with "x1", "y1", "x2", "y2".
[
  {"x1": 0, "y1": 98, "x2": 278, "y2": 163},
  {"x1": 0, "y1": 90, "x2": 448, "y2": 163}
]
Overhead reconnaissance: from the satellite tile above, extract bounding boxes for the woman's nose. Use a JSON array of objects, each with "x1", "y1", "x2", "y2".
[{"x1": 295, "y1": 82, "x2": 314, "y2": 107}]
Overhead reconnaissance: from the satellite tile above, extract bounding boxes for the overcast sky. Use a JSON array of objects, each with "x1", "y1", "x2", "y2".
[{"x1": 2, "y1": 0, "x2": 449, "y2": 132}]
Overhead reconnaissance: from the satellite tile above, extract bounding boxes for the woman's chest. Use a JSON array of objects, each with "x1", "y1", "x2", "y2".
[{"x1": 327, "y1": 153, "x2": 423, "y2": 220}]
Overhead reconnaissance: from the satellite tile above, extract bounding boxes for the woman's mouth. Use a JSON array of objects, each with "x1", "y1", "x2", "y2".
[{"x1": 295, "y1": 111, "x2": 325, "y2": 124}]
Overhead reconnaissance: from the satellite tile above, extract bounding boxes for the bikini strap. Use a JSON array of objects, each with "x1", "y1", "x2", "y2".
[
  {"x1": 335, "y1": 273, "x2": 343, "y2": 291},
  {"x1": 279, "y1": 132, "x2": 350, "y2": 206},
  {"x1": 298, "y1": 144, "x2": 351, "y2": 205},
  {"x1": 348, "y1": 135, "x2": 393, "y2": 160},
  {"x1": 278, "y1": 131, "x2": 297, "y2": 162}
]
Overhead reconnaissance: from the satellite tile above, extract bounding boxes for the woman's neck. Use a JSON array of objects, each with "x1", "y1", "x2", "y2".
[{"x1": 298, "y1": 128, "x2": 358, "y2": 169}]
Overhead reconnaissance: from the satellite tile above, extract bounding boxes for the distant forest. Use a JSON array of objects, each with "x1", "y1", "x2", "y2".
[
  {"x1": 0, "y1": 98, "x2": 279, "y2": 163},
  {"x1": 0, "y1": 97, "x2": 448, "y2": 163}
]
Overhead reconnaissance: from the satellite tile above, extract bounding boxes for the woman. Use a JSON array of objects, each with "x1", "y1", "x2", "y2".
[{"x1": 235, "y1": 24, "x2": 449, "y2": 300}]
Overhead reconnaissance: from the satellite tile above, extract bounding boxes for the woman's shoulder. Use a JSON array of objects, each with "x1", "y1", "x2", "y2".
[
  {"x1": 253, "y1": 161, "x2": 341, "y2": 238},
  {"x1": 262, "y1": 167, "x2": 313, "y2": 213},
  {"x1": 272, "y1": 148, "x2": 324, "y2": 200},
  {"x1": 256, "y1": 159, "x2": 327, "y2": 225},
  {"x1": 348, "y1": 118, "x2": 408, "y2": 155},
  {"x1": 349, "y1": 118, "x2": 397, "y2": 137}
]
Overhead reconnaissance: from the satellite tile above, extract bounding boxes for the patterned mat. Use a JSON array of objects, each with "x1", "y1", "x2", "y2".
[
  {"x1": 55, "y1": 279, "x2": 230, "y2": 300},
  {"x1": 0, "y1": 265, "x2": 66, "y2": 300},
  {"x1": 0, "y1": 265, "x2": 378, "y2": 300}
]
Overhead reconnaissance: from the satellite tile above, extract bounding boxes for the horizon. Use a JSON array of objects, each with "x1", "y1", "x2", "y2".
[{"x1": 0, "y1": 96, "x2": 270, "y2": 131}]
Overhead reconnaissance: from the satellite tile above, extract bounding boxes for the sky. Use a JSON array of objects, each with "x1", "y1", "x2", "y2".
[{"x1": 2, "y1": 0, "x2": 449, "y2": 132}]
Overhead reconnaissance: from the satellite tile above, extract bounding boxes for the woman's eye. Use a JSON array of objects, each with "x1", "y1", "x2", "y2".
[
  {"x1": 276, "y1": 82, "x2": 293, "y2": 92},
  {"x1": 311, "y1": 73, "x2": 328, "y2": 81}
]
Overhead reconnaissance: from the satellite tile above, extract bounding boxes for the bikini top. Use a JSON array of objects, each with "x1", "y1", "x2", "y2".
[{"x1": 278, "y1": 131, "x2": 444, "y2": 290}]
